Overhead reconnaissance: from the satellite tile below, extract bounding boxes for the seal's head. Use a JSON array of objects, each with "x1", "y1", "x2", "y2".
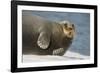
[{"x1": 60, "y1": 21, "x2": 75, "y2": 39}]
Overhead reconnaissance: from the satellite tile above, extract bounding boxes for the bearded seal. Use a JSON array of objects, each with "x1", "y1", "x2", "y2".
[{"x1": 22, "y1": 14, "x2": 75, "y2": 56}]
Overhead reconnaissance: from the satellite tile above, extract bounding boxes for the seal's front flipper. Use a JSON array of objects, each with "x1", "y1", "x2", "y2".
[
  {"x1": 52, "y1": 48, "x2": 64, "y2": 56},
  {"x1": 37, "y1": 32, "x2": 50, "y2": 49}
]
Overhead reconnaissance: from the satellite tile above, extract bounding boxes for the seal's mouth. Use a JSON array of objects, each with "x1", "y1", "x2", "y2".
[{"x1": 69, "y1": 32, "x2": 71, "y2": 35}]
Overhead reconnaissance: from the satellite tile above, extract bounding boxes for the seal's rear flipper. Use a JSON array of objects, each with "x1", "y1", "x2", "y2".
[{"x1": 37, "y1": 32, "x2": 50, "y2": 49}]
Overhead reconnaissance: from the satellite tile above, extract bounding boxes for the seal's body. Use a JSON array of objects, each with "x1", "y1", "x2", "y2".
[{"x1": 22, "y1": 14, "x2": 75, "y2": 56}]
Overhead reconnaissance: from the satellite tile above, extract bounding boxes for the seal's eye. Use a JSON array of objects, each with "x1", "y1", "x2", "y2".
[
  {"x1": 72, "y1": 24, "x2": 74, "y2": 28},
  {"x1": 64, "y1": 23, "x2": 68, "y2": 28}
]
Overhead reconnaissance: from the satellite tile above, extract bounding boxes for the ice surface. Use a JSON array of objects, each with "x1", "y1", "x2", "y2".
[{"x1": 23, "y1": 51, "x2": 89, "y2": 63}]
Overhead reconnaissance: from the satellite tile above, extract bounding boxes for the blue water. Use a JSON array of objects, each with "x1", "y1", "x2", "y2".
[{"x1": 23, "y1": 10, "x2": 90, "y2": 56}]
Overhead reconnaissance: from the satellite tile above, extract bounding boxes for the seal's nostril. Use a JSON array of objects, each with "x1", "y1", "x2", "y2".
[{"x1": 69, "y1": 28, "x2": 72, "y2": 30}]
